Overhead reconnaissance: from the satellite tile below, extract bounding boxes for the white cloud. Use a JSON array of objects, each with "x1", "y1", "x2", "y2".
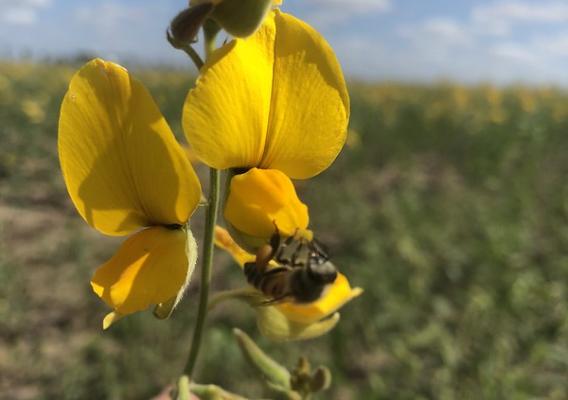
[
  {"x1": 74, "y1": 3, "x2": 145, "y2": 32},
  {"x1": 315, "y1": 0, "x2": 390, "y2": 13},
  {"x1": 472, "y1": 1, "x2": 568, "y2": 35},
  {"x1": 302, "y1": 0, "x2": 390, "y2": 27},
  {"x1": 0, "y1": 0, "x2": 50, "y2": 6},
  {"x1": 538, "y1": 33, "x2": 568, "y2": 57},
  {"x1": 0, "y1": 0, "x2": 51, "y2": 25},
  {"x1": 490, "y1": 42, "x2": 539, "y2": 63},
  {"x1": 4, "y1": 9, "x2": 36, "y2": 25},
  {"x1": 422, "y1": 18, "x2": 472, "y2": 45},
  {"x1": 473, "y1": 1, "x2": 568, "y2": 23},
  {"x1": 397, "y1": 18, "x2": 473, "y2": 49}
]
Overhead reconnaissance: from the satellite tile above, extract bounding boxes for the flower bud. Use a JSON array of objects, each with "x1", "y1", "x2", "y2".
[
  {"x1": 256, "y1": 306, "x2": 341, "y2": 342},
  {"x1": 310, "y1": 367, "x2": 332, "y2": 392},
  {"x1": 233, "y1": 328, "x2": 291, "y2": 389},
  {"x1": 224, "y1": 168, "x2": 310, "y2": 252},
  {"x1": 168, "y1": 3, "x2": 214, "y2": 45},
  {"x1": 211, "y1": 0, "x2": 275, "y2": 38}
]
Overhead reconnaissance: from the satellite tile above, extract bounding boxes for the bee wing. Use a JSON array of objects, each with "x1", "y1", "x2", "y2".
[{"x1": 310, "y1": 237, "x2": 330, "y2": 259}]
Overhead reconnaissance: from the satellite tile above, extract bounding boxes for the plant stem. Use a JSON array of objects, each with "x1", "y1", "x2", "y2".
[
  {"x1": 166, "y1": 34, "x2": 204, "y2": 70},
  {"x1": 181, "y1": 18, "x2": 220, "y2": 380},
  {"x1": 180, "y1": 44, "x2": 204, "y2": 70},
  {"x1": 207, "y1": 288, "x2": 259, "y2": 311},
  {"x1": 184, "y1": 168, "x2": 221, "y2": 377}
]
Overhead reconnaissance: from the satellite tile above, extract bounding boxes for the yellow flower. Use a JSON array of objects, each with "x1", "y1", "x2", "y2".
[
  {"x1": 183, "y1": 9, "x2": 349, "y2": 179},
  {"x1": 183, "y1": 10, "x2": 348, "y2": 248},
  {"x1": 214, "y1": 227, "x2": 362, "y2": 341},
  {"x1": 58, "y1": 59, "x2": 202, "y2": 328}
]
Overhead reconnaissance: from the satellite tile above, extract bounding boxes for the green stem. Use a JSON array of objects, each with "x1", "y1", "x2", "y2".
[
  {"x1": 207, "y1": 287, "x2": 259, "y2": 311},
  {"x1": 188, "y1": 383, "x2": 252, "y2": 400},
  {"x1": 166, "y1": 33, "x2": 204, "y2": 69},
  {"x1": 181, "y1": 17, "x2": 220, "y2": 380},
  {"x1": 180, "y1": 44, "x2": 204, "y2": 69},
  {"x1": 184, "y1": 168, "x2": 221, "y2": 377}
]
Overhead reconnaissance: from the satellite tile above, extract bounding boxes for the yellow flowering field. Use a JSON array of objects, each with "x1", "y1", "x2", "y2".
[{"x1": 2, "y1": 60, "x2": 568, "y2": 399}]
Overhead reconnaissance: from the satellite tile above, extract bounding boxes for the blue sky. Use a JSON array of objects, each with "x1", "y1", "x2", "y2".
[{"x1": 2, "y1": 0, "x2": 568, "y2": 84}]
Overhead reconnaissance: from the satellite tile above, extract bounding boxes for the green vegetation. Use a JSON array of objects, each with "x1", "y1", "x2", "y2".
[{"x1": 2, "y1": 61, "x2": 568, "y2": 399}]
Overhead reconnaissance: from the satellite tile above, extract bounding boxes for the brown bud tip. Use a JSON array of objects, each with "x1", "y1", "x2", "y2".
[
  {"x1": 296, "y1": 356, "x2": 311, "y2": 376},
  {"x1": 168, "y1": 3, "x2": 214, "y2": 45}
]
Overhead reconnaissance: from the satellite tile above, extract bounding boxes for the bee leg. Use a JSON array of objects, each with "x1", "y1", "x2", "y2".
[
  {"x1": 260, "y1": 292, "x2": 292, "y2": 306},
  {"x1": 244, "y1": 262, "x2": 260, "y2": 285},
  {"x1": 255, "y1": 244, "x2": 274, "y2": 272}
]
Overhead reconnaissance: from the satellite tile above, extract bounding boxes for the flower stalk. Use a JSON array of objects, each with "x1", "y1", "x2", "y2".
[
  {"x1": 184, "y1": 168, "x2": 221, "y2": 376},
  {"x1": 183, "y1": 25, "x2": 221, "y2": 377}
]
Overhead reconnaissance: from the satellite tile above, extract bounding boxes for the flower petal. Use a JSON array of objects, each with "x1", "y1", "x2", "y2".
[
  {"x1": 224, "y1": 168, "x2": 309, "y2": 244},
  {"x1": 215, "y1": 226, "x2": 256, "y2": 266},
  {"x1": 182, "y1": 22, "x2": 273, "y2": 170},
  {"x1": 59, "y1": 59, "x2": 201, "y2": 236},
  {"x1": 276, "y1": 273, "x2": 363, "y2": 325},
  {"x1": 259, "y1": 11, "x2": 349, "y2": 178},
  {"x1": 154, "y1": 226, "x2": 198, "y2": 320},
  {"x1": 91, "y1": 226, "x2": 193, "y2": 316},
  {"x1": 256, "y1": 307, "x2": 341, "y2": 342},
  {"x1": 183, "y1": 11, "x2": 349, "y2": 178}
]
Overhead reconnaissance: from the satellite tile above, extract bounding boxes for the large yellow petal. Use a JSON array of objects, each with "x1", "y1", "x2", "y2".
[
  {"x1": 59, "y1": 59, "x2": 201, "y2": 236},
  {"x1": 91, "y1": 226, "x2": 192, "y2": 316},
  {"x1": 183, "y1": 11, "x2": 349, "y2": 178},
  {"x1": 182, "y1": 22, "x2": 273, "y2": 170},
  {"x1": 259, "y1": 11, "x2": 350, "y2": 178}
]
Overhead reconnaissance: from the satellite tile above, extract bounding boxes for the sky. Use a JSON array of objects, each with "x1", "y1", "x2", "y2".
[{"x1": 1, "y1": 0, "x2": 568, "y2": 85}]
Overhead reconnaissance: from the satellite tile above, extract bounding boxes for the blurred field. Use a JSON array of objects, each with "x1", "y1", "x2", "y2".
[{"x1": 2, "y1": 61, "x2": 568, "y2": 399}]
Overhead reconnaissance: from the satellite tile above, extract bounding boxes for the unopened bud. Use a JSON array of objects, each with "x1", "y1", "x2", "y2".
[
  {"x1": 211, "y1": 0, "x2": 274, "y2": 38},
  {"x1": 233, "y1": 328, "x2": 291, "y2": 390},
  {"x1": 168, "y1": 3, "x2": 214, "y2": 45},
  {"x1": 296, "y1": 357, "x2": 311, "y2": 376},
  {"x1": 310, "y1": 367, "x2": 332, "y2": 392},
  {"x1": 256, "y1": 305, "x2": 341, "y2": 342}
]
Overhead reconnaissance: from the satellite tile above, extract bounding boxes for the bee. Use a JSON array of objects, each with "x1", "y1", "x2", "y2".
[{"x1": 243, "y1": 229, "x2": 338, "y2": 304}]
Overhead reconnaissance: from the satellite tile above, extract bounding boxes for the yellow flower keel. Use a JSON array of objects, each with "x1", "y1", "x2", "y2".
[
  {"x1": 256, "y1": 308, "x2": 341, "y2": 342},
  {"x1": 277, "y1": 274, "x2": 363, "y2": 325},
  {"x1": 224, "y1": 168, "x2": 309, "y2": 247},
  {"x1": 91, "y1": 226, "x2": 192, "y2": 318}
]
